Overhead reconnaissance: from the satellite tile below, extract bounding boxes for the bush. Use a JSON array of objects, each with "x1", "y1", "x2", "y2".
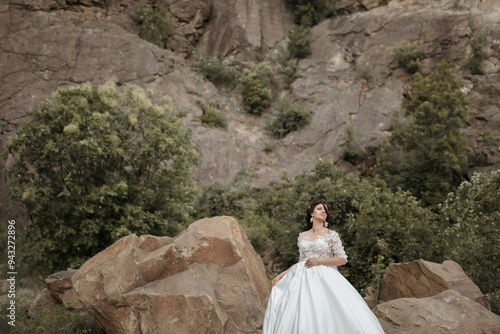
[
  {"x1": 191, "y1": 53, "x2": 241, "y2": 88},
  {"x1": 265, "y1": 93, "x2": 313, "y2": 138},
  {"x1": 288, "y1": 0, "x2": 336, "y2": 24},
  {"x1": 3, "y1": 82, "x2": 200, "y2": 272},
  {"x1": 377, "y1": 61, "x2": 471, "y2": 206},
  {"x1": 136, "y1": 8, "x2": 173, "y2": 48},
  {"x1": 279, "y1": 59, "x2": 300, "y2": 90},
  {"x1": 193, "y1": 182, "x2": 271, "y2": 255},
  {"x1": 438, "y1": 170, "x2": 500, "y2": 294},
  {"x1": 352, "y1": 59, "x2": 373, "y2": 81},
  {"x1": 240, "y1": 62, "x2": 273, "y2": 115},
  {"x1": 393, "y1": 41, "x2": 423, "y2": 74},
  {"x1": 341, "y1": 117, "x2": 364, "y2": 163},
  {"x1": 287, "y1": 25, "x2": 313, "y2": 59},
  {"x1": 469, "y1": 35, "x2": 487, "y2": 75},
  {"x1": 345, "y1": 188, "x2": 438, "y2": 293},
  {"x1": 294, "y1": 3, "x2": 319, "y2": 27},
  {"x1": 198, "y1": 100, "x2": 228, "y2": 129}
]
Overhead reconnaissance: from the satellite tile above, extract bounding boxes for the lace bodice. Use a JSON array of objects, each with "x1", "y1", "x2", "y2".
[{"x1": 298, "y1": 230, "x2": 348, "y2": 263}]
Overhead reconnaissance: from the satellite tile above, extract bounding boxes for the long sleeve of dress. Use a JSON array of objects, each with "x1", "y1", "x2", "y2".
[{"x1": 328, "y1": 230, "x2": 348, "y2": 262}]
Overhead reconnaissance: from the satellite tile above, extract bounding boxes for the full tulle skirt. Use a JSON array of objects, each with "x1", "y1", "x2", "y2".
[{"x1": 263, "y1": 262, "x2": 385, "y2": 334}]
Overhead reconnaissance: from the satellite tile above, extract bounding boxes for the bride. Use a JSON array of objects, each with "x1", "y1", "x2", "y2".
[{"x1": 263, "y1": 200, "x2": 385, "y2": 333}]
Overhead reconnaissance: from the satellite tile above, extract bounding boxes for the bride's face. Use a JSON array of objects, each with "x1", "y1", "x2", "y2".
[{"x1": 312, "y1": 204, "x2": 327, "y2": 222}]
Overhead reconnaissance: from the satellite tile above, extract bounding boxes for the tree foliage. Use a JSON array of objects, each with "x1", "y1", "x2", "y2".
[
  {"x1": 393, "y1": 41, "x2": 423, "y2": 74},
  {"x1": 287, "y1": 25, "x2": 313, "y2": 59},
  {"x1": 136, "y1": 7, "x2": 174, "y2": 48},
  {"x1": 437, "y1": 170, "x2": 500, "y2": 294},
  {"x1": 198, "y1": 100, "x2": 228, "y2": 129},
  {"x1": 345, "y1": 188, "x2": 437, "y2": 293},
  {"x1": 192, "y1": 159, "x2": 499, "y2": 300},
  {"x1": 468, "y1": 35, "x2": 487, "y2": 75},
  {"x1": 191, "y1": 53, "x2": 241, "y2": 88},
  {"x1": 288, "y1": 0, "x2": 336, "y2": 25},
  {"x1": 265, "y1": 93, "x2": 313, "y2": 138},
  {"x1": 240, "y1": 62, "x2": 273, "y2": 115},
  {"x1": 3, "y1": 82, "x2": 200, "y2": 271},
  {"x1": 377, "y1": 61, "x2": 471, "y2": 206}
]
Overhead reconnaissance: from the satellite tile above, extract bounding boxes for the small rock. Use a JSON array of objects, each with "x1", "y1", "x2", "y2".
[{"x1": 27, "y1": 288, "x2": 59, "y2": 316}]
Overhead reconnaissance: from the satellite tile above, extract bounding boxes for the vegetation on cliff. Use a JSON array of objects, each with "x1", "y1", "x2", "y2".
[{"x1": 376, "y1": 61, "x2": 471, "y2": 206}]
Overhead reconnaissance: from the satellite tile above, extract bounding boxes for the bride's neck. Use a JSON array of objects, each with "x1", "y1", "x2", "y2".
[{"x1": 311, "y1": 222, "x2": 325, "y2": 233}]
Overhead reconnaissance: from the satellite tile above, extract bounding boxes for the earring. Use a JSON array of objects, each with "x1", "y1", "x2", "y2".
[
  {"x1": 310, "y1": 217, "x2": 313, "y2": 223},
  {"x1": 323, "y1": 221, "x2": 328, "y2": 228}
]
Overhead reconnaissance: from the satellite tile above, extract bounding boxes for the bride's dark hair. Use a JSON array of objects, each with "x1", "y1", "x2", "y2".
[{"x1": 305, "y1": 200, "x2": 333, "y2": 229}]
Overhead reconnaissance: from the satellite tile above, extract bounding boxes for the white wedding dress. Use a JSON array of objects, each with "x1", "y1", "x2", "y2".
[{"x1": 263, "y1": 230, "x2": 385, "y2": 334}]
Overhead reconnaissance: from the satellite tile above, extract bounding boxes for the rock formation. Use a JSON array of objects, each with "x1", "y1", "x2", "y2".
[
  {"x1": 45, "y1": 270, "x2": 83, "y2": 309},
  {"x1": 71, "y1": 216, "x2": 270, "y2": 334},
  {"x1": 374, "y1": 290, "x2": 500, "y2": 334},
  {"x1": 27, "y1": 288, "x2": 59, "y2": 316},
  {"x1": 380, "y1": 259, "x2": 490, "y2": 309}
]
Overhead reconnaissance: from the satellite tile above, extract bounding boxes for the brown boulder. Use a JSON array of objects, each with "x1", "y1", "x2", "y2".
[
  {"x1": 72, "y1": 216, "x2": 271, "y2": 334},
  {"x1": 380, "y1": 259, "x2": 489, "y2": 309},
  {"x1": 374, "y1": 290, "x2": 500, "y2": 334},
  {"x1": 27, "y1": 288, "x2": 59, "y2": 316},
  {"x1": 45, "y1": 270, "x2": 83, "y2": 309}
]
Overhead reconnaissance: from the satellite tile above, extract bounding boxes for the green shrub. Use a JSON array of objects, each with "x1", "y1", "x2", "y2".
[
  {"x1": 377, "y1": 61, "x2": 471, "y2": 206},
  {"x1": 240, "y1": 62, "x2": 273, "y2": 115},
  {"x1": 136, "y1": 8, "x2": 173, "y2": 48},
  {"x1": 288, "y1": 0, "x2": 336, "y2": 24},
  {"x1": 352, "y1": 59, "x2": 373, "y2": 81},
  {"x1": 393, "y1": 41, "x2": 423, "y2": 74},
  {"x1": 193, "y1": 182, "x2": 270, "y2": 255},
  {"x1": 345, "y1": 188, "x2": 438, "y2": 293},
  {"x1": 279, "y1": 59, "x2": 300, "y2": 90},
  {"x1": 438, "y1": 170, "x2": 500, "y2": 295},
  {"x1": 191, "y1": 53, "x2": 241, "y2": 88},
  {"x1": 294, "y1": 3, "x2": 319, "y2": 27},
  {"x1": 287, "y1": 25, "x2": 313, "y2": 59},
  {"x1": 3, "y1": 82, "x2": 200, "y2": 272},
  {"x1": 469, "y1": 35, "x2": 487, "y2": 75},
  {"x1": 263, "y1": 142, "x2": 277, "y2": 152},
  {"x1": 483, "y1": 129, "x2": 500, "y2": 147},
  {"x1": 341, "y1": 117, "x2": 364, "y2": 163},
  {"x1": 489, "y1": 294, "x2": 500, "y2": 316},
  {"x1": 198, "y1": 100, "x2": 228, "y2": 129},
  {"x1": 265, "y1": 93, "x2": 313, "y2": 138}
]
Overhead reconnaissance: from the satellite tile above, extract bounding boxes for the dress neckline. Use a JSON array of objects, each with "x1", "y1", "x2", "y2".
[{"x1": 300, "y1": 230, "x2": 333, "y2": 242}]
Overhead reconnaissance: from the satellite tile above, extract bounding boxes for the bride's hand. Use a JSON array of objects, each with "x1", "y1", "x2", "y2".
[
  {"x1": 272, "y1": 272, "x2": 285, "y2": 286},
  {"x1": 305, "y1": 257, "x2": 322, "y2": 268}
]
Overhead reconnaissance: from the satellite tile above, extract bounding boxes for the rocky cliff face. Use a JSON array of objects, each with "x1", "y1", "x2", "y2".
[{"x1": 1, "y1": 0, "x2": 499, "y2": 222}]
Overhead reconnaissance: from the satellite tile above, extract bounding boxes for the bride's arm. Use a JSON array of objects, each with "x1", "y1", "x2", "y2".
[
  {"x1": 305, "y1": 256, "x2": 346, "y2": 267},
  {"x1": 271, "y1": 263, "x2": 296, "y2": 285},
  {"x1": 305, "y1": 230, "x2": 348, "y2": 268}
]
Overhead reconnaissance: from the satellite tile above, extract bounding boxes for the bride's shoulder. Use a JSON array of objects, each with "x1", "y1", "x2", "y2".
[
  {"x1": 299, "y1": 230, "x2": 310, "y2": 237},
  {"x1": 327, "y1": 229, "x2": 340, "y2": 237}
]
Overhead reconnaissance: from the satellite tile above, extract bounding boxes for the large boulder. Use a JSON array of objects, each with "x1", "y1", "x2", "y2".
[
  {"x1": 45, "y1": 270, "x2": 83, "y2": 309},
  {"x1": 380, "y1": 259, "x2": 489, "y2": 309},
  {"x1": 71, "y1": 216, "x2": 271, "y2": 334},
  {"x1": 373, "y1": 290, "x2": 500, "y2": 334}
]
